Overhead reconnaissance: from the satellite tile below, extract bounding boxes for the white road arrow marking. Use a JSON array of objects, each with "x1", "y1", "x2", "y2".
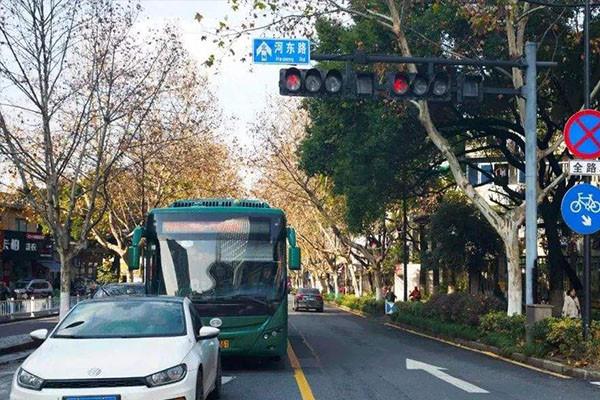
[
  {"x1": 406, "y1": 359, "x2": 489, "y2": 394},
  {"x1": 222, "y1": 376, "x2": 235, "y2": 385},
  {"x1": 582, "y1": 215, "x2": 592, "y2": 226}
]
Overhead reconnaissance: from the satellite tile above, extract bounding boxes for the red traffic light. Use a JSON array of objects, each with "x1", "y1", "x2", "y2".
[
  {"x1": 285, "y1": 68, "x2": 302, "y2": 92},
  {"x1": 392, "y1": 73, "x2": 410, "y2": 95}
]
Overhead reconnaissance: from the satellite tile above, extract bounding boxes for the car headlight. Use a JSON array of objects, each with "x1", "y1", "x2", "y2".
[
  {"x1": 145, "y1": 364, "x2": 187, "y2": 387},
  {"x1": 17, "y1": 368, "x2": 44, "y2": 391}
]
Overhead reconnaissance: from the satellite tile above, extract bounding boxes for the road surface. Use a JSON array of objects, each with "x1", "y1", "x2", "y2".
[
  {"x1": 0, "y1": 317, "x2": 58, "y2": 338},
  {"x1": 1, "y1": 303, "x2": 598, "y2": 399}
]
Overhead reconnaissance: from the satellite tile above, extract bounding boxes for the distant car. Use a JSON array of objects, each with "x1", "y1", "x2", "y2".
[
  {"x1": 93, "y1": 282, "x2": 146, "y2": 298},
  {"x1": 10, "y1": 297, "x2": 222, "y2": 400},
  {"x1": 293, "y1": 288, "x2": 323, "y2": 312},
  {"x1": 13, "y1": 279, "x2": 53, "y2": 299},
  {"x1": 71, "y1": 278, "x2": 97, "y2": 296}
]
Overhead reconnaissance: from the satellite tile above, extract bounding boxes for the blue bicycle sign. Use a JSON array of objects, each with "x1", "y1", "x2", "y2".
[
  {"x1": 561, "y1": 184, "x2": 600, "y2": 235},
  {"x1": 569, "y1": 193, "x2": 600, "y2": 214}
]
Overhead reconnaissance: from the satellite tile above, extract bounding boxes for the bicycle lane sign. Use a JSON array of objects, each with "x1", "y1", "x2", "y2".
[
  {"x1": 564, "y1": 109, "x2": 600, "y2": 159},
  {"x1": 561, "y1": 183, "x2": 600, "y2": 235}
]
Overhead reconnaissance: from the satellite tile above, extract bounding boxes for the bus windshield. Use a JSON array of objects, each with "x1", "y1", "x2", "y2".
[{"x1": 153, "y1": 214, "x2": 286, "y2": 315}]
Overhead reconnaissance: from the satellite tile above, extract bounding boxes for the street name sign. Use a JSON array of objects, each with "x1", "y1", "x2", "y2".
[
  {"x1": 564, "y1": 109, "x2": 600, "y2": 159},
  {"x1": 252, "y1": 38, "x2": 310, "y2": 65},
  {"x1": 569, "y1": 160, "x2": 600, "y2": 176},
  {"x1": 561, "y1": 183, "x2": 600, "y2": 235}
]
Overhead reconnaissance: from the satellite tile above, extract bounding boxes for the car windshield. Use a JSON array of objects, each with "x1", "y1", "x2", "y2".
[
  {"x1": 95, "y1": 284, "x2": 146, "y2": 298},
  {"x1": 53, "y1": 300, "x2": 186, "y2": 339},
  {"x1": 15, "y1": 281, "x2": 30, "y2": 289},
  {"x1": 150, "y1": 214, "x2": 286, "y2": 316},
  {"x1": 299, "y1": 289, "x2": 320, "y2": 295}
]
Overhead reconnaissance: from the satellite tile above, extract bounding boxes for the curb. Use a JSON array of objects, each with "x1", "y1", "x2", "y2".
[{"x1": 328, "y1": 301, "x2": 600, "y2": 381}]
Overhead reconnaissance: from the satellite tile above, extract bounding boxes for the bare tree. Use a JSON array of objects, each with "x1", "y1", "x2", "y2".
[{"x1": 0, "y1": 0, "x2": 184, "y2": 317}]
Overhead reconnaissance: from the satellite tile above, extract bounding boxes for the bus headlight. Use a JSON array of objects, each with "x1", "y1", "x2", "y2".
[{"x1": 263, "y1": 328, "x2": 283, "y2": 340}]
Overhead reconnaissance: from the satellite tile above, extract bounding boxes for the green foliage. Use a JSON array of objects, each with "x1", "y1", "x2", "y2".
[
  {"x1": 428, "y1": 194, "x2": 502, "y2": 276},
  {"x1": 479, "y1": 312, "x2": 526, "y2": 341},
  {"x1": 95, "y1": 258, "x2": 119, "y2": 285}
]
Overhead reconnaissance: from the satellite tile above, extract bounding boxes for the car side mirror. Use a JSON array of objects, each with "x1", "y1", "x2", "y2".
[
  {"x1": 30, "y1": 329, "x2": 48, "y2": 342},
  {"x1": 288, "y1": 247, "x2": 301, "y2": 271},
  {"x1": 198, "y1": 326, "x2": 220, "y2": 340}
]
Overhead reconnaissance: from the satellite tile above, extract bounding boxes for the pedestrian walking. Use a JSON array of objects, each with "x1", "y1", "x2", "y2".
[
  {"x1": 385, "y1": 286, "x2": 396, "y2": 303},
  {"x1": 561, "y1": 288, "x2": 581, "y2": 318}
]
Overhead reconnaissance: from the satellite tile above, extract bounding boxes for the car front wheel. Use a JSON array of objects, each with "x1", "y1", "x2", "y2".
[
  {"x1": 209, "y1": 355, "x2": 222, "y2": 399},
  {"x1": 196, "y1": 369, "x2": 204, "y2": 400}
]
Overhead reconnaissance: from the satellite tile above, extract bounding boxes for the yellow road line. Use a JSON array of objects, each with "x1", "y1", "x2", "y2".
[
  {"x1": 287, "y1": 341, "x2": 316, "y2": 400},
  {"x1": 384, "y1": 322, "x2": 570, "y2": 380}
]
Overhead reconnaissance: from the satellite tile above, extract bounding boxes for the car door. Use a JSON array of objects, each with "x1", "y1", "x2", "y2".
[{"x1": 189, "y1": 304, "x2": 217, "y2": 394}]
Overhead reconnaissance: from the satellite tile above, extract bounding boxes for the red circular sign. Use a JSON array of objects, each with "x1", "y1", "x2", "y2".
[{"x1": 564, "y1": 109, "x2": 600, "y2": 160}]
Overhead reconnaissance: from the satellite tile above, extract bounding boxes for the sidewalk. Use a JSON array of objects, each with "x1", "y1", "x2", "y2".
[{"x1": 0, "y1": 334, "x2": 37, "y2": 361}]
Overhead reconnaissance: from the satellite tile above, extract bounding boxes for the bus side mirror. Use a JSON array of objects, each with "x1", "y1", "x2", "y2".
[
  {"x1": 288, "y1": 247, "x2": 301, "y2": 271},
  {"x1": 128, "y1": 226, "x2": 144, "y2": 270},
  {"x1": 128, "y1": 246, "x2": 140, "y2": 270}
]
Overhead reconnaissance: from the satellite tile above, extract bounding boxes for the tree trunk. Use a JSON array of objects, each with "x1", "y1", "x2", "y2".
[
  {"x1": 468, "y1": 264, "x2": 481, "y2": 295},
  {"x1": 541, "y1": 203, "x2": 566, "y2": 315},
  {"x1": 433, "y1": 263, "x2": 440, "y2": 294},
  {"x1": 333, "y1": 269, "x2": 339, "y2": 296},
  {"x1": 505, "y1": 227, "x2": 522, "y2": 315},
  {"x1": 58, "y1": 250, "x2": 73, "y2": 320},
  {"x1": 373, "y1": 268, "x2": 384, "y2": 300}
]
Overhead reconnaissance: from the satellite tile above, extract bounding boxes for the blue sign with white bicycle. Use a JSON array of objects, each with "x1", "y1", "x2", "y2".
[
  {"x1": 561, "y1": 183, "x2": 600, "y2": 235},
  {"x1": 252, "y1": 38, "x2": 310, "y2": 65}
]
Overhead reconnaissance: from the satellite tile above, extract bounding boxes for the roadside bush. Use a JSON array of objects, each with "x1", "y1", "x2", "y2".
[
  {"x1": 479, "y1": 312, "x2": 526, "y2": 341},
  {"x1": 332, "y1": 294, "x2": 385, "y2": 315},
  {"x1": 423, "y1": 292, "x2": 505, "y2": 326}
]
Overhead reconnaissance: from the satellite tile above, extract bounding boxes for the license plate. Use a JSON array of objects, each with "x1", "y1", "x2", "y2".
[
  {"x1": 219, "y1": 339, "x2": 230, "y2": 349},
  {"x1": 63, "y1": 397, "x2": 119, "y2": 400}
]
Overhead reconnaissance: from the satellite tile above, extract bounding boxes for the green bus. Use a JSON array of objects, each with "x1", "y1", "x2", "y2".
[{"x1": 128, "y1": 198, "x2": 301, "y2": 359}]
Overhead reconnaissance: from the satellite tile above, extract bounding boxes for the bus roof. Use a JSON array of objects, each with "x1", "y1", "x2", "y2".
[{"x1": 149, "y1": 198, "x2": 284, "y2": 216}]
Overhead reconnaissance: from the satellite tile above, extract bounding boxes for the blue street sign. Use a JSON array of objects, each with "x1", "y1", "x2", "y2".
[
  {"x1": 385, "y1": 301, "x2": 397, "y2": 315},
  {"x1": 561, "y1": 183, "x2": 600, "y2": 235},
  {"x1": 252, "y1": 38, "x2": 310, "y2": 65}
]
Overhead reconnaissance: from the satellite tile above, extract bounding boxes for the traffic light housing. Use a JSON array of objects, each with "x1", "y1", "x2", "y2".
[
  {"x1": 279, "y1": 68, "x2": 346, "y2": 97},
  {"x1": 386, "y1": 72, "x2": 451, "y2": 101}
]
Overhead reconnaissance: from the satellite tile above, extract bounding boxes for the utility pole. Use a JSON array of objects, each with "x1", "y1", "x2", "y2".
[
  {"x1": 583, "y1": 0, "x2": 592, "y2": 341},
  {"x1": 524, "y1": 42, "x2": 538, "y2": 308},
  {"x1": 403, "y1": 187, "x2": 409, "y2": 302}
]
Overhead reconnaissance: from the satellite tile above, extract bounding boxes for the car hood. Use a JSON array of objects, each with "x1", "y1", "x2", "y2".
[{"x1": 22, "y1": 336, "x2": 194, "y2": 380}]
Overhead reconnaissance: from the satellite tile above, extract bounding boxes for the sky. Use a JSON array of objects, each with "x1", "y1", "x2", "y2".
[{"x1": 138, "y1": 0, "x2": 288, "y2": 150}]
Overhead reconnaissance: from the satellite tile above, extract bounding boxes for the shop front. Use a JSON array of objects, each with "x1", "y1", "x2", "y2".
[{"x1": 0, "y1": 230, "x2": 55, "y2": 288}]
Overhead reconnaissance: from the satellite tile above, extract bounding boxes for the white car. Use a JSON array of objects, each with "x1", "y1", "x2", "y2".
[{"x1": 10, "y1": 296, "x2": 222, "y2": 400}]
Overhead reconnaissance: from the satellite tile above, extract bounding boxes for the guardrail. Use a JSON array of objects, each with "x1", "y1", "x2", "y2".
[{"x1": 0, "y1": 296, "x2": 87, "y2": 321}]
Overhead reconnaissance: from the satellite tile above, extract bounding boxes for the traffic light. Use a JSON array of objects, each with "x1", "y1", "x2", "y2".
[
  {"x1": 387, "y1": 72, "x2": 451, "y2": 101},
  {"x1": 279, "y1": 68, "x2": 345, "y2": 97},
  {"x1": 279, "y1": 67, "x2": 482, "y2": 102}
]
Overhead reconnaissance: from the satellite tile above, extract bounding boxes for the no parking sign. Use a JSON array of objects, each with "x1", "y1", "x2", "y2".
[{"x1": 564, "y1": 109, "x2": 600, "y2": 159}]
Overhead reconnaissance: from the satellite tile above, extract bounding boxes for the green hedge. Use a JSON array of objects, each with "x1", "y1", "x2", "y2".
[
  {"x1": 328, "y1": 292, "x2": 600, "y2": 366},
  {"x1": 325, "y1": 294, "x2": 385, "y2": 316}
]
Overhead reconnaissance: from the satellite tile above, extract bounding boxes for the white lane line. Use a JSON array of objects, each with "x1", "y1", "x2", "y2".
[
  {"x1": 222, "y1": 376, "x2": 235, "y2": 385},
  {"x1": 406, "y1": 359, "x2": 489, "y2": 394},
  {"x1": 591, "y1": 382, "x2": 600, "y2": 386}
]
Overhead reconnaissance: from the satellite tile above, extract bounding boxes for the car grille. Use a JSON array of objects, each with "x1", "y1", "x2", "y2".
[{"x1": 42, "y1": 377, "x2": 147, "y2": 389}]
